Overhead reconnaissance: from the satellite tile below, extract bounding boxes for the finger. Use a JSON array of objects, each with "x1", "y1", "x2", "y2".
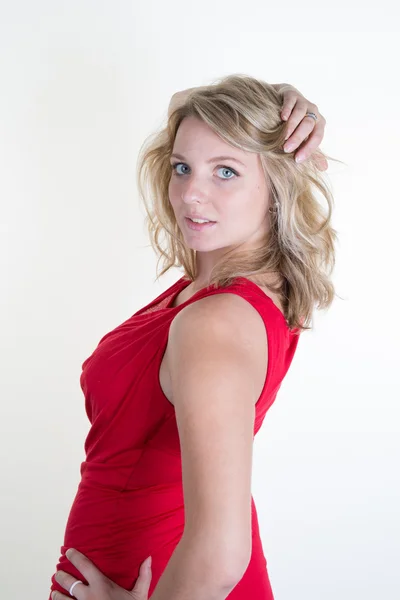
[
  {"x1": 65, "y1": 548, "x2": 103, "y2": 586},
  {"x1": 130, "y1": 556, "x2": 152, "y2": 596},
  {"x1": 54, "y1": 570, "x2": 87, "y2": 598},
  {"x1": 284, "y1": 101, "x2": 317, "y2": 140},
  {"x1": 283, "y1": 117, "x2": 316, "y2": 153},
  {"x1": 314, "y1": 153, "x2": 329, "y2": 171},
  {"x1": 280, "y1": 90, "x2": 298, "y2": 121},
  {"x1": 293, "y1": 119, "x2": 326, "y2": 163}
]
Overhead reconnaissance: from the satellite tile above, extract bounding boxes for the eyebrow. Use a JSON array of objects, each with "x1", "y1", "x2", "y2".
[{"x1": 170, "y1": 153, "x2": 246, "y2": 167}]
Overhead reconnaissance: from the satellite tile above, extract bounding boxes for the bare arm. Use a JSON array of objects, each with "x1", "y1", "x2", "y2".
[
  {"x1": 149, "y1": 293, "x2": 268, "y2": 600},
  {"x1": 148, "y1": 534, "x2": 239, "y2": 600}
]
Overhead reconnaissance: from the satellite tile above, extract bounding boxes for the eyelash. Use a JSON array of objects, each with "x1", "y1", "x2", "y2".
[{"x1": 170, "y1": 162, "x2": 239, "y2": 180}]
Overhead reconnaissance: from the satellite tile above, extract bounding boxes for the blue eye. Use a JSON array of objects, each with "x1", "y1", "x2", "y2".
[
  {"x1": 216, "y1": 167, "x2": 236, "y2": 179},
  {"x1": 171, "y1": 162, "x2": 238, "y2": 180},
  {"x1": 171, "y1": 162, "x2": 189, "y2": 176}
]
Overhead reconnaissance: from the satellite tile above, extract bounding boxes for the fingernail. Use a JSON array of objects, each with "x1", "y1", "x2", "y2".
[
  {"x1": 284, "y1": 144, "x2": 294, "y2": 153},
  {"x1": 295, "y1": 154, "x2": 303, "y2": 163}
]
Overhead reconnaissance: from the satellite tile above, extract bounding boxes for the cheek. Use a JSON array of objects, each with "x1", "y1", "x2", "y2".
[
  {"x1": 168, "y1": 179, "x2": 178, "y2": 203},
  {"x1": 169, "y1": 174, "x2": 183, "y2": 194}
]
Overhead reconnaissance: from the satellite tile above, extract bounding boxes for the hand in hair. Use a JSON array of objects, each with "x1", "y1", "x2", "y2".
[
  {"x1": 168, "y1": 82, "x2": 327, "y2": 171},
  {"x1": 272, "y1": 83, "x2": 327, "y2": 170}
]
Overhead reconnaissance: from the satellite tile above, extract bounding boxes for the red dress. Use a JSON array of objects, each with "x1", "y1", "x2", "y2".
[{"x1": 49, "y1": 276, "x2": 300, "y2": 599}]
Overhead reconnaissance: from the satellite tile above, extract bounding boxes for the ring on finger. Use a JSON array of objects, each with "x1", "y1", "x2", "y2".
[
  {"x1": 305, "y1": 111, "x2": 318, "y2": 122},
  {"x1": 69, "y1": 580, "x2": 84, "y2": 597}
]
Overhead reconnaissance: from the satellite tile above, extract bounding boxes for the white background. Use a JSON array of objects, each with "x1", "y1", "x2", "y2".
[{"x1": 1, "y1": 1, "x2": 399, "y2": 598}]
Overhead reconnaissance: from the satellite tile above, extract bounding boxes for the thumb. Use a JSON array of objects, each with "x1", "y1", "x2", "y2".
[{"x1": 130, "y1": 556, "x2": 152, "y2": 598}]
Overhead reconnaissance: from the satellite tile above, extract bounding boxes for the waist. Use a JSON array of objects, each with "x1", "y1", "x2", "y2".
[{"x1": 79, "y1": 455, "x2": 144, "y2": 491}]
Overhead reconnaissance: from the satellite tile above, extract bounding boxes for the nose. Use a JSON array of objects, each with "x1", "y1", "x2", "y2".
[
  {"x1": 175, "y1": 165, "x2": 211, "y2": 197},
  {"x1": 180, "y1": 180, "x2": 205, "y2": 203}
]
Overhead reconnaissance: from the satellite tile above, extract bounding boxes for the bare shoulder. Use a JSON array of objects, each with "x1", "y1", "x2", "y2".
[
  {"x1": 172, "y1": 290, "x2": 268, "y2": 347},
  {"x1": 169, "y1": 292, "x2": 268, "y2": 406}
]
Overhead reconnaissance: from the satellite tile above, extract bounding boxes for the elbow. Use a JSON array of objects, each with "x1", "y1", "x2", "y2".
[
  {"x1": 182, "y1": 530, "x2": 252, "y2": 588},
  {"x1": 202, "y1": 549, "x2": 251, "y2": 591},
  {"x1": 221, "y1": 546, "x2": 252, "y2": 587}
]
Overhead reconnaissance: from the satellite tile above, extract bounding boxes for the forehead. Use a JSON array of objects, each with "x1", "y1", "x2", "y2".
[{"x1": 173, "y1": 116, "x2": 254, "y2": 165}]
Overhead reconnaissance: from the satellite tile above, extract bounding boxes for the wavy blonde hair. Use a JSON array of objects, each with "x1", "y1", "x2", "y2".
[{"x1": 136, "y1": 74, "x2": 340, "y2": 333}]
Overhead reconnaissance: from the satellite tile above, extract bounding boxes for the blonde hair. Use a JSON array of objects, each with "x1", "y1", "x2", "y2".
[{"x1": 136, "y1": 74, "x2": 341, "y2": 333}]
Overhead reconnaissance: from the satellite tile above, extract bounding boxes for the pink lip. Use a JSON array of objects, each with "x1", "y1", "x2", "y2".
[
  {"x1": 185, "y1": 217, "x2": 217, "y2": 231},
  {"x1": 185, "y1": 215, "x2": 216, "y2": 221}
]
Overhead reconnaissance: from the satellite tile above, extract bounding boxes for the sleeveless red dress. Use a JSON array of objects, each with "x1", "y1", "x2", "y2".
[{"x1": 49, "y1": 275, "x2": 300, "y2": 599}]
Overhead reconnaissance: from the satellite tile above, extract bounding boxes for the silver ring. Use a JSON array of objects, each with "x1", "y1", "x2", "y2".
[
  {"x1": 69, "y1": 580, "x2": 84, "y2": 597},
  {"x1": 305, "y1": 111, "x2": 318, "y2": 122}
]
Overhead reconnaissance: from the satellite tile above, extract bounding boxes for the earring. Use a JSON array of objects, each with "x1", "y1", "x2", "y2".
[{"x1": 268, "y1": 201, "x2": 278, "y2": 213}]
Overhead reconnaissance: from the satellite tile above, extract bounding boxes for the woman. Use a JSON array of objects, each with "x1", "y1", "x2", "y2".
[{"x1": 49, "y1": 75, "x2": 336, "y2": 600}]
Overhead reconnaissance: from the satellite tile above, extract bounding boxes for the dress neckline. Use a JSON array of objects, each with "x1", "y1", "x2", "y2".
[
  {"x1": 167, "y1": 276, "x2": 289, "y2": 329},
  {"x1": 166, "y1": 277, "x2": 200, "y2": 309}
]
